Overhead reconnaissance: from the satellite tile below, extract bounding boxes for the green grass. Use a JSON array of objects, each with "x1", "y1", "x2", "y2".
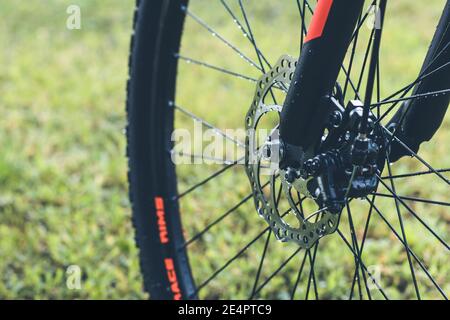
[
  {"x1": 0, "y1": 0, "x2": 144, "y2": 299},
  {"x1": 0, "y1": 0, "x2": 448, "y2": 299}
]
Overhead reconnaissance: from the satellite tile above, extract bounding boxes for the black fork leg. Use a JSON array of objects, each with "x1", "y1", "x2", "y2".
[
  {"x1": 280, "y1": 0, "x2": 365, "y2": 150},
  {"x1": 388, "y1": 1, "x2": 450, "y2": 161}
]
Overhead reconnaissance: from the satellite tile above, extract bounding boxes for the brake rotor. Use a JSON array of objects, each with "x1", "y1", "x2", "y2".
[{"x1": 245, "y1": 55, "x2": 341, "y2": 249}]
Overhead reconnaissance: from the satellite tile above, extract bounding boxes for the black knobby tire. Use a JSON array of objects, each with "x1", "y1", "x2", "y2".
[{"x1": 127, "y1": 0, "x2": 195, "y2": 300}]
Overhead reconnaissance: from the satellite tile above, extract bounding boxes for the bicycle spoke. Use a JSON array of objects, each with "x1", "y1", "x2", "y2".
[
  {"x1": 344, "y1": 1, "x2": 409, "y2": 122},
  {"x1": 252, "y1": 247, "x2": 303, "y2": 297},
  {"x1": 337, "y1": 229, "x2": 390, "y2": 299},
  {"x1": 349, "y1": 0, "x2": 377, "y2": 44},
  {"x1": 339, "y1": 4, "x2": 379, "y2": 102},
  {"x1": 175, "y1": 158, "x2": 242, "y2": 200},
  {"x1": 238, "y1": 0, "x2": 280, "y2": 104},
  {"x1": 382, "y1": 127, "x2": 450, "y2": 185},
  {"x1": 182, "y1": 6, "x2": 263, "y2": 72},
  {"x1": 372, "y1": 193, "x2": 450, "y2": 207},
  {"x1": 385, "y1": 159, "x2": 421, "y2": 299},
  {"x1": 356, "y1": 28, "x2": 376, "y2": 97},
  {"x1": 346, "y1": 204, "x2": 364, "y2": 300},
  {"x1": 296, "y1": 0, "x2": 308, "y2": 50},
  {"x1": 374, "y1": 60, "x2": 450, "y2": 122},
  {"x1": 305, "y1": 242, "x2": 319, "y2": 300},
  {"x1": 341, "y1": 65, "x2": 363, "y2": 101},
  {"x1": 290, "y1": 250, "x2": 309, "y2": 300},
  {"x1": 377, "y1": 175, "x2": 450, "y2": 250},
  {"x1": 191, "y1": 227, "x2": 271, "y2": 297},
  {"x1": 371, "y1": 72, "x2": 450, "y2": 124},
  {"x1": 349, "y1": 195, "x2": 376, "y2": 300},
  {"x1": 171, "y1": 150, "x2": 241, "y2": 166},
  {"x1": 192, "y1": 204, "x2": 298, "y2": 297},
  {"x1": 176, "y1": 54, "x2": 259, "y2": 83},
  {"x1": 366, "y1": 197, "x2": 449, "y2": 299},
  {"x1": 376, "y1": 51, "x2": 381, "y2": 117},
  {"x1": 361, "y1": 0, "x2": 386, "y2": 135},
  {"x1": 249, "y1": 184, "x2": 283, "y2": 299},
  {"x1": 293, "y1": 0, "x2": 314, "y2": 18},
  {"x1": 375, "y1": 62, "x2": 450, "y2": 121},
  {"x1": 381, "y1": 168, "x2": 450, "y2": 180},
  {"x1": 372, "y1": 41, "x2": 450, "y2": 120},
  {"x1": 182, "y1": 191, "x2": 260, "y2": 248},
  {"x1": 173, "y1": 103, "x2": 245, "y2": 148},
  {"x1": 372, "y1": 87, "x2": 450, "y2": 110},
  {"x1": 303, "y1": 206, "x2": 329, "y2": 221},
  {"x1": 249, "y1": 230, "x2": 272, "y2": 299},
  {"x1": 343, "y1": 11, "x2": 363, "y2": 99},
  {"x1": 220, "y1": 0, "x2": 272, "y2": 71},
  {"x1": 238, "y1": 0, "x2": 266, "y2": 71}
]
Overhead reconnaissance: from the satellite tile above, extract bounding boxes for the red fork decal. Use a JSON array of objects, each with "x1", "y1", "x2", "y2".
[{"x1": 304, "y1": 0, "x2": 334, "y2": 43}]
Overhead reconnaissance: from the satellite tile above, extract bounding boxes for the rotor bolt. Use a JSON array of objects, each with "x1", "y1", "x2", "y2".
[
  {"x1": 314, "y1": 188, "x2": 321, "y2": 198},
  {"x1": 304, "y1": 158, "x2": 322, "y2": 176},
  {"x1": 262, "y1": 145, "x2": 271, "y2": 159},
  {"x1": 329, "y1": 111, "x2": 343, "y2": 128},
  {"x1": 284, "y1": 168, "x2": 299, "y2": 183}
]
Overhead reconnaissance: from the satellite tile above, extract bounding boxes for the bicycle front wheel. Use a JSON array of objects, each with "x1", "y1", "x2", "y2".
[{"x1": 127, "y1": 0, "x2": 449, "y2": 300}]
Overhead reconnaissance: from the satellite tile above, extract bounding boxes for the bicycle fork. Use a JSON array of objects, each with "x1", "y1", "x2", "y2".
[
  {"x1": 280, "y1": 0, "x2": 365, "y2": 152},
  {"x1": 280, "y1": 0, "x2": 450, "y2": 163}
]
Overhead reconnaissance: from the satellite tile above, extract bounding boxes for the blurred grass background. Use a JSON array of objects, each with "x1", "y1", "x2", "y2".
[
  {"x1": 0, "y1": 0, "x2": 448, "y2": 299},
  {"x1": 0, "y1": 0, "x2": 144, "y2": 299}
]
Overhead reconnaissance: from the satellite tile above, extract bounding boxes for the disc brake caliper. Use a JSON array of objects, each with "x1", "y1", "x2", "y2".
[{"x1": 302, "y1": 100, "x2": 387, "y2": 213}]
